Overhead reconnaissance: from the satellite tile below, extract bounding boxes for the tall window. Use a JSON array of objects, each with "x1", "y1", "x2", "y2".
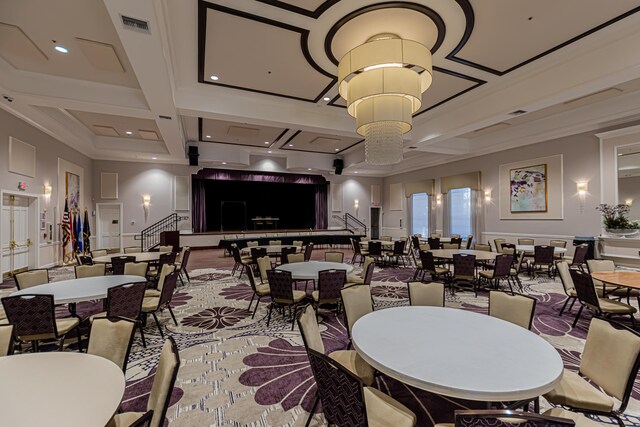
[
  {"x1": 450, "y1": 188, "x2": 471, "y2": 236},
  {"x1": 410, "y1": 192, "x2": 429, "y2": 236}
]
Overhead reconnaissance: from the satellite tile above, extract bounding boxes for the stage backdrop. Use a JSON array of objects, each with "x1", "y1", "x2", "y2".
[{"x1": 192, "y1": 169, "x2": 328, "y2": 232}]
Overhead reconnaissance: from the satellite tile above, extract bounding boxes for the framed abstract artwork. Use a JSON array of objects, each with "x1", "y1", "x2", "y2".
[{"x1": 509, "y1": 164, "x2": 548, "y2": 213}]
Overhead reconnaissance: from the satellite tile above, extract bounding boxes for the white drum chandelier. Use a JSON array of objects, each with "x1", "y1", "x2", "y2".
[{"x1": 338, "y1": 33, "x2": 432, "y2": 165}]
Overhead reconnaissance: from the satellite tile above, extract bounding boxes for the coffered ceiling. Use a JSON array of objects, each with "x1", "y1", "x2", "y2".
[{"x1": 1, "y1": 0, "x2": 640, "y2": 176}]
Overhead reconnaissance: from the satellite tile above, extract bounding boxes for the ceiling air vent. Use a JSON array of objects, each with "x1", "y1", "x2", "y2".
[{"x1": 121, "y1": 15, "x2": 150, "y2": 34}]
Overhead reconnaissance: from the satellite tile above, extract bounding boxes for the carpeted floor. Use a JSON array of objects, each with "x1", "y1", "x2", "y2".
[{"x1": 2, "y1": 248, "x2": 639, "y2": 426}]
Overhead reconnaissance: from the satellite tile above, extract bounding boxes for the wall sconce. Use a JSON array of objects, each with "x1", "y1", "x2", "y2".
[
  {"x1": 43, "y1": 184, "x2": 52, "y2": 196},
  {"x1": 626, "y1": 199, "x2": 633, "y2": 207},
  {"x1": 576, "y1": 182, "x2": 588, "y2": 195},
  {"x1": 436, "y1": 194, "x2": 442, "y2": 205},
  {"x1": 143, "y1": 195, "x2": 151, "y2": 208},
  {"x1": 354, "y1": 199, "x2": 359, "y2": 217},
  {"x1": 484, "y1": 190, "x2": 491, "y2": 202}
]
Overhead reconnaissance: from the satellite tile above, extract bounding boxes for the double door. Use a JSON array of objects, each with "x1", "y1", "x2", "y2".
[{"x1": 1, "y1": 194, "x2": 33, "y2": 277}]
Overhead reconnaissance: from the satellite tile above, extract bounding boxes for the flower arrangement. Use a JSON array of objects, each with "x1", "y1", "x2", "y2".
[{"x1": 595, "y1": 204, "x2": 639, "y2": 230}]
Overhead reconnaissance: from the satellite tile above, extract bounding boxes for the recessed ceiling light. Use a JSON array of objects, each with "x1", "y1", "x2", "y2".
[
  {"x1": 308, "y1": 168, "x2": 312, "y2": 171},
  {"x1": 151, "y1": 157, "x2": 157, "y2": 160},
  {"x1": 323, "y1": 97, "x2": 331, "y2": 101},
  {"x1": 210, "y1": 75, "x2": 219, "y2": 81},
  {"x1": 125, "y1": 131, "x2": 133, "y2": 135},
  {"x1": 222, "y1": 162, "x2": 227, "y2": 165},
  {"x1": 354, "y1": 171, "x2": 358, "y2": 174},
  {"x1": 54, "y1": 45, "x2": 68, "y2": 53},
  {"x1": 264, "y1": 141, "x2": 269, "y2": 145},
  {"x1": 288, "y1": 144, "x2": 293, "y2": 147},
  {"x1": 267, "y1": 150, "x2": 272, "y2": 153},
  {"x1": 334, "y1": 148, "x2": 339, "y2": 151},
  {"x1": 205, "y1": 135, "x2": 211, "y2": 138}
]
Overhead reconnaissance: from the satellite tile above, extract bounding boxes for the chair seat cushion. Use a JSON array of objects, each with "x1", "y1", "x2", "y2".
[
  {"x1": 145, "y1": 289, "x2": 161, "y2": 298},
  {"x1": 543, "y1": 369, "x2": 614, "y2": 412},
  {"x1": 255, "y1": 284, "x2": 270, "y2": 296},
  {"x1": 329, "y1": 350, "x2": 375, "y2": 386},
  {"x1": 433, "y1": 267, "x2": 449, "y2": 275},
  {"x1": 20, "y1": 317, "x2": 80, "y2": 341},
  {"x1": 89, "y1": 311, "x2": 107, "y2": 322},
  {"x1": 147, "y1": 270, "x2": 159, "y2": 277},
  {"x1": 292, "y1": 290, "x2": 306, "y2": 303},
  {"x1": 311, "y1": 290, "x2": 340, "y2": 304},
  {"x1": 364, "y1": 386, "x2": 416, "y2": 427},
  {"x1": 106, "y1": 412, "x2": 146, "y2": 427},
  {"x1": 346, "y1": 275, "x2": 364, "y2": 285},
  {"x1": 598, "y1": 298, "x2": 637, "y2": 314},
  {"x1": 142, "y1": 296, "x2": 160, "y2": 311},
  {"x1": 608, "y1": 287, "x2": 640, "y2": 297},
  {"x1": 543, "y1": 408, "x2": 602, "y2": 427},
  {"x1": 479, "y1": 271, "x2": 494, "y2": 279}
]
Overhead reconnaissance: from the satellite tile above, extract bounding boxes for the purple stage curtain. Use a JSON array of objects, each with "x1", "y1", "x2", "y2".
[
  {"x1": 193, "y1": 168, "x2": 327, "y2": 185},
  {"x1": 192, "y1": 177, "x2": 207, "y2": 233},
  {"x1": 315, "y1": 184, "x2": 328, "y2": 229}
]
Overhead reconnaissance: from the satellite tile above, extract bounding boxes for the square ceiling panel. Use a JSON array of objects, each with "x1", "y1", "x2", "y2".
[
  {"x1": 200, "y1": 2, "x2": 336, "y2": 102},
  {"x1": 68, "y1": 110, "x2": 163, "y2": 141},
  {"x1": 199, "y1": 118, "x2": 288, "y2": 148},
  {"x1": 280, "y1": 130, "x2": 362, "y2": 154}
]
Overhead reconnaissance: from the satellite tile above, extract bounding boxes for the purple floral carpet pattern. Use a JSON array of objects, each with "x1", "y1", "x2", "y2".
[{"x1": 3, "y1": 255, "x2": 640, "y2": 426}]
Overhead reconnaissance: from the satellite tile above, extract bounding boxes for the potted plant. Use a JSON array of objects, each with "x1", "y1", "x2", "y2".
[{"x1": 596, "y1": 204, "x2": 640, "y2": 237}]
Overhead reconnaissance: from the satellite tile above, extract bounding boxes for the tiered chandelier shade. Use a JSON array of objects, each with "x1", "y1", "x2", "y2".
[{"x1": 338, "y1": 34, "x2": 432, "y2": 165}]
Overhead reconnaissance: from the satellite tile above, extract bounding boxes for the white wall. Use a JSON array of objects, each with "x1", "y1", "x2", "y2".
[
  {"x1": 383, "y1": 131, "x2": 603, "y2": 248},
  {"x1": 0, "y1": 108, "x2": 93, "y2": 268}
]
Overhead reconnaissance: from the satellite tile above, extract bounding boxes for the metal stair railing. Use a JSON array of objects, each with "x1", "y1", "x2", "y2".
[
  {"x1": 140, "y1": 213, "x2": 178, "y2": 251},
  {"x1": 344, "y1": 213, "x2": 367, "y2": 235}
]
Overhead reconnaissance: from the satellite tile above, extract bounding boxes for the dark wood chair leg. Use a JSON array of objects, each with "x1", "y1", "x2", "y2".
[
  {"x1": 151, "y1": 312, "x2": 164, "y2": 338},
  {"x1": 572, "y1": 305, "x2": 584, "y2": 327},
  {"x1": 167, "y1": 306, "x2": 178, "y2": 326}
]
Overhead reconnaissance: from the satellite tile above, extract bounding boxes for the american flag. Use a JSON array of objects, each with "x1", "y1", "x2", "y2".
[{"x1": 62, "y1": 199, "x2": 73, "y2": 262}]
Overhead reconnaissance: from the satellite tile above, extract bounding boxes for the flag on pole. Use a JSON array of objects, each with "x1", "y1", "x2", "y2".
[
  {"x1": 62, "y1": 199, "x2": 73, "y2": 262},
  {"x1": 75, "y1": 212, "x2": 83, "y2": 254},
  {"x1": 72, "y1": 211, "x2": 77, "y2": 254},
  {"x1": 83, "y1": 209, "x2": 91, "y2": 254}
]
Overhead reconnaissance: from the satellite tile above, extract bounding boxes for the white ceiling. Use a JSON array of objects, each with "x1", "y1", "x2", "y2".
[{"x1": 1, "y1": 0, "x2": 640, "y2": 176}]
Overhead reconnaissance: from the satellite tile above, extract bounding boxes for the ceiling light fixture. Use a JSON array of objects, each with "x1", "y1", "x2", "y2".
[
  {"x1": 323, "y1": 97, "x2": 331, "y2": 101},
  {"x1": 54, "y1": 45, "x2": 68, "y2": 53},
  {"x1": 126, "y1": 131, "x2": 133, "y2": 135},
  {"x1": 206, "y1": 135, "x2": 211, "y2": 138},
  {"x1": 210, "y1": 75, "x2": 219, "y2": 80},
  {"x1": 222, "y1": 162, "x2": 227, "y2": 165},
  {"x1": 264, "y1": 141, "x2": 269, "y2": 145},
  {"x1": 308, "y1": 168, "x2": 312, "y2": 171},
  {"x1": 288, "y1": 144, "x2": 293, "y2": 147},
  {"x1": 338, "y1": 33, "x2": 432, "y2": 165},
  {"x1": 151, "y1": 157, "x2": 157, "y2": 160},
  {"x1": 334, "y1": 148, "x2": 339, "y2": 151},
  {"x1": 267, "y1": 150, "x2": 272, "y2": 153}
]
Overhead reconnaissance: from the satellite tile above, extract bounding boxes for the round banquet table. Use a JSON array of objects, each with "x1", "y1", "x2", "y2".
[
  {"x1": 276, "y1": 261, "x2": 354, "y2": 280},
  {"x1": 92, "y1": 252, "x2": 162, "y2": 263},
  {"x1": 11, "y1": 275, "x2": 147, "y2": 304},
  {"x1": 515, "y1": 245, "x2": 566, "y2": 254},
  {"x1": 351, "y1": 306, "x2": 563, "y2": 402},
  {"x1": 591, "y1": 271, "x2": 640, "y2": 290},
  {"x1": 0, "y1": 352, "x2": 125, "y2": 427},
  {"x1": 241, "y1": 245, "x2": 301, "y2": 255},
  {"x1": 428, "y1": 249, "x2": 498, "y2": 261}
]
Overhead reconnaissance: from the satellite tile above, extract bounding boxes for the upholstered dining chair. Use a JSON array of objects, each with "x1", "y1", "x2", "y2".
[
  {"x1": 569, "y1": 269, "x2": 636, "y2": 328},
  {"x1": 0, "y1": 324, "x2": 15, "y2": 356},
  {"x1": 106, "y1": 337, "x2": 180, "y2": 427},
  {"x1": 341, "y1": 284, "x2": 374, "y2": 346},
  {"x1": 279, "y1": 246, "x2": 297, "y2": 265},
  {"x1": 488, "y1": 290, "x2": 536, "y2": 330},
  {"x1": 430, "y1": 233, "x2": 441, "y2": 239},
  {"x1": 541, "y1": 408, "x2": 602, "y2": 427},
  {"x1": 324, "y1": 251, "x2": 344, "y2": 263},
  {"x1": 14, "y1": 269, "x2": 49, "y2": 290},
  {"x1": 508, "y1": 251, "x2": 527, "y2": 292},
  {"x1": 518, "y1": 238, "x2": 534, "y2": 246},
  {"x1": 304, "y1": 242, "x2": 314, "y2": 261},
  {"x1": 251, "y1": 247, "x2": 268, "y2": 271},
  {"x1": 2, "y1": 294, "x2": 81, "y2": 352},
  {"x1": 87, "y1": 317, "x2": 137, "y2": 372},
  {"x1": 111, "y1": 256, "x2": 136, "y2": 275},
  {"x1": 543, "y1": 317, "x2": 640, "y2": 427},
  {"x1": 124, "y1": 246, "x2": 142, "y2": 254},
  {"x1": 350, "y1": 238, "x2": 368, "y2": 265},
  {"x1": 141, "y1": 271, "x2": 180, "y2": 337},
  {"x1": 557, "y1": 261, "x2": 579, "y2": 316},
  {"x1": 465, "y1": 235, "x2": 474, "y2": 249},
  {"x1": 268, "y1": 240, "x2": 282, "y2": 246},
  {"x1": 367, "y1": 241, "x2": 383, "y2": 264},
  {"x1": 91, "y1": 249, "x2": 108, "y2": 258},
  {"x1": 417, "y1": 250, "x2": 450, "y2": 283},
  {"x1": 256, "y1": 256, "x2": 272, "y2": 284},
  {"x1": 292, "y1": 240, "x2": 303, "y2": 248},
  {"x1": 75, "y1": 254, "x2": 94, "y2": 265},
  {"x1": 124, "y1": 261, "x2": 149, "y2": 277},
  {"x1": 231, "y1": 244, "x2": 251, "y2": 277},
  {"x1": 427, "y1": 237, "x2": 441, "y2": 250},
  {"x1": 587, "y1": 259, "x2": 640, "y2": 305},
  {"x1": 346, "y1": 257, "x2": 375, "y2": 285},
  {"x1": 147, "y1": 252, "x2": 176, "y2": 281},
  {"x1": 313, "y1": 269, "x2": 346, "y2": 312},
  {"x1": 493, "y1": 238, "x2": 506, "y2": 253},
  {"x1": 442, "y1": 243, "x2": 459, "y2": 250},
  {"x1": 174, "y1": 246, "x2": 191, "y2": 285},
  {"x1": 550, "y1": 239, "x2": 568, "y2": 259},
  {"x1": 452, "y1": 253, "x2": 477, "y2": 295},
  {"x1": 571, "y1": 244, "x2": 589, "y2": 270},
  {"x1": 437, "y1": 409, "x2": 574, "y2": 427},
  {"x1": 144, "y1": 264, "x2": 176, "y2": 299},
  {"x1": 500, "y1": 242, "x2": 516, "y2": 252},
  {"x1": 246, "y1": 241, "x2": 259, "y2": 248},
  {"x1": 91, "y1": 281, "x2": 147, "y2": 345},
  {"x1": 265, "y1": 269, "x2": 306, "y2": 330},
  {"x1": 450, "y1": 237, "x2": 463, "y2": 248},
  {"x1": 473, "y1": 243, "x2": 491, "y2": 251},
  {"x1": 158, "y1": 245, "x2": 173, "y2": 253},
  {"x1": 246, "y1": 267, "x2": 270, "y2": 318},
  {"x1": 75, "y1": 263, "x2": 106, "y2": 278},
  {"x1": 478, "y1": 254, "x2": 514, "y2": 292},
  {"x1": 408, "y1": 282, "x2": 445, "y2": 307},
  {"x1": 305, "y1": 348, "x2": 416, "y2": 427},
  {"x1": 530, "y1": 245, "x2": 555, "y2": 278},
  {"x1": 287, "y1": 253, "x2": 304, "y2": 263}
]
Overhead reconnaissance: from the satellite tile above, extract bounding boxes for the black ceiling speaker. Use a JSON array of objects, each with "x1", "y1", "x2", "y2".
[
  {"x1": 188, "y1": 145, "x2": 199, "y2": 166},
  {"x1": 333, "y1": 158, "x2": 343, "y2": 175}
]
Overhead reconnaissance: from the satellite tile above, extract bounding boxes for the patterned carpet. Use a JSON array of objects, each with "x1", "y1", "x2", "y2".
[{"x1": 3, "y1": 251, "x2": 640, "y2": 426}]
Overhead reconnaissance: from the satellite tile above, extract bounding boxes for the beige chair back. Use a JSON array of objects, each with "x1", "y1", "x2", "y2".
[
  {"x1": 176, "y1": 246, "x2": 188, "y2": 264},
  {"x1": 493, "y1": 239, "x2": 506, "y2": 253},
  {"x1": 550, "y1": 240, "x2": 567, "y2": 248},
  {"x1": 157, "y1": 264, "x2": 176, "y2": 291},
  {"x1": 408, "y1": 282, "x2": 445, "y2": 307},
  {"x1": 269, "y1": 240, "x2": 282, "y2": 246},
  {"x1": 124, "y1": 246, "x2": 142, "y2": 254},
  {"x1": 581, "y1": 318, "x2": 640, "y2": 401},
  {"x1": 325, "y1": 252, "x2": 344, "y2": 263},
  {"x1": 147, "y1": 337, "x2": 180, "y2": 427},
  {"x1": 430, "y1": 233, "x2": 441, "y2": 239},
  {"x1": 442, "y1": 243, "x2": 459, "y2": 249},
  {"x1": 124, "y1": 262, "x2": 149, "y2": 277},
  {"x1": 91, "y1": 249, "x2": 108, "y2": 258},
  {"x1": 75, "y1": 264, "x2": 106, "y2": 279},
  {"x1": 0, "y1": 324, "x2": 15, "y2": 357},
  {"x1": 474, "y1": 244, "x2": 491, "y2": 252},
  {"x1": 502, "y1": 247, "x2": 515, "y2": 255},
  {"x1": 297, "y1": 305, "x2": 325, "y2": 353},
  {"x1": 247, "y1": 241, "x2": 259, "y2": 247},
  {"x1": 518, "y1": 238, "x2": 534, "y2": 245},
  {"x1": 292, "y1": 240, "x2": 303, "y2": 247},
  {"x1": 360, "y1": 257, "x2": 375, "y2": 279},
  {"x1": 380, "y1": 236, "x2": 392, "y2": 241},
  {"x1": 257, "y1": 256, "x2": 271, "y2": 282},
  {"x1": 14, "y1": 269, "x2": 49, "y2": 290},
  {"x1": 556, "y1": 262, "x2": 574, "y2": 294},
  {"x1": 287, "y1": 253, "x2": 304, "y2": 264},
  {"x1": 88, "y1": 317, "x2": 136, "y2": 372},
  {"x1": 489, "y1": 291, "x2": 536, "y2": 330},
  {"x1": 360, "y1": 236, "x2": 369, "y2": 242},
  {"x1": 341, "y1": 285, "x2": 373, "y2": 336},
  {"x1": 450, "y1": 234, "x2": 461, "y2": 239},
  {"x1": 158, "y1": 245, "x2": 173, "y2": 253},
  {"x1": 586, "y1": 259, "x2": 615, "y2": 288}
]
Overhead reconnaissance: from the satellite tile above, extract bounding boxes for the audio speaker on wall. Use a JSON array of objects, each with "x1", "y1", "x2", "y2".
[
  {"x1": 333, "y1": 158, "x2": 343, "y2": 175},
  {"x1": 188, "y1": 145, "x2": 199, "y2": 166}
]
